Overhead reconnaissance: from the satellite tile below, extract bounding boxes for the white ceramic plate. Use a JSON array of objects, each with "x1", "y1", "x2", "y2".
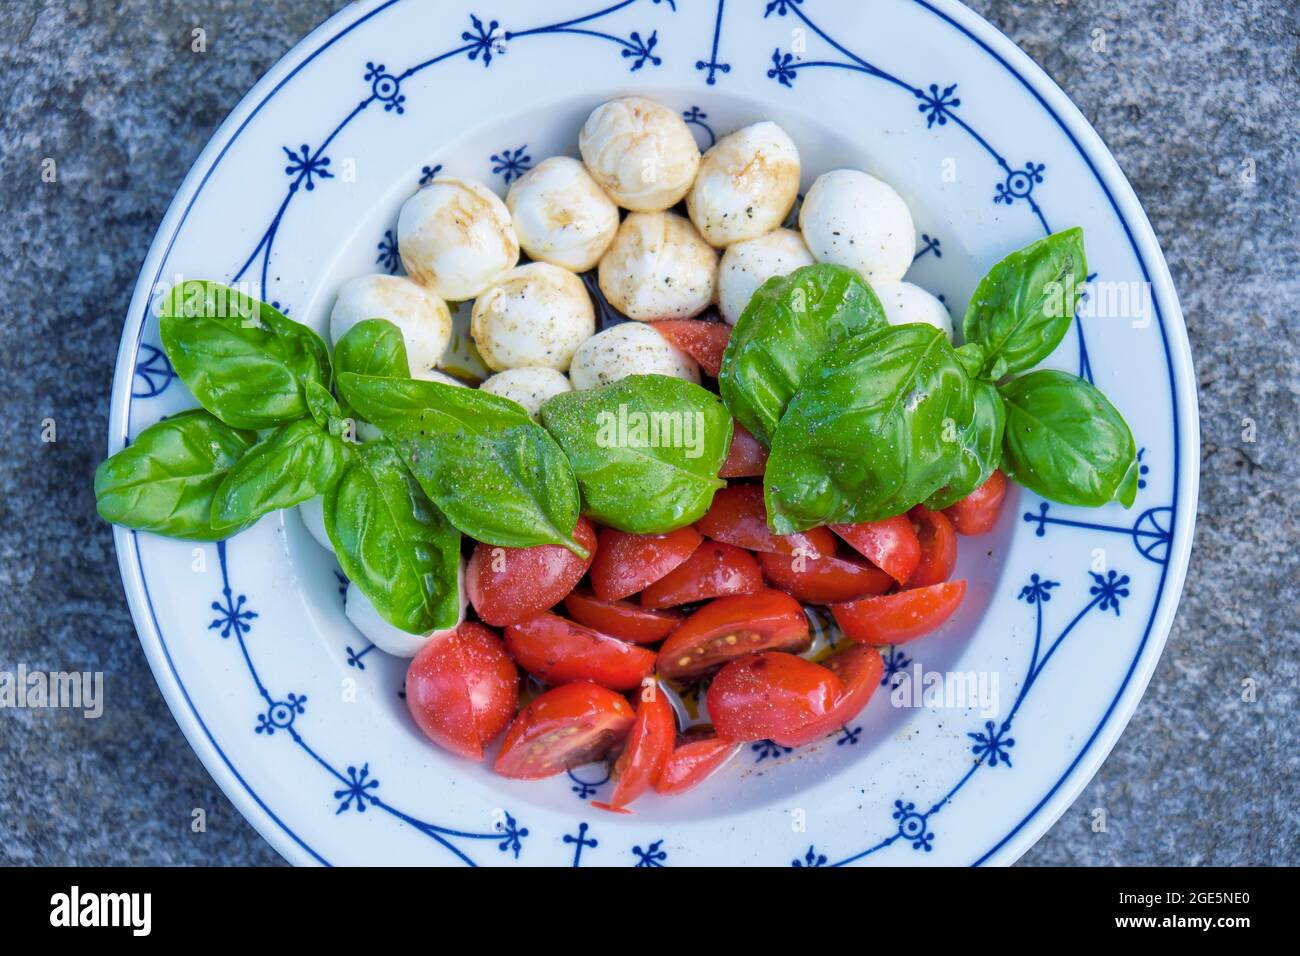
[{"x1": 109, "y1": 0, "x2": 1197, "y2": 866}]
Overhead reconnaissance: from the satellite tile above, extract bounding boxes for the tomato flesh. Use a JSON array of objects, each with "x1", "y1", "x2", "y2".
[
  {"x1": 718, "y1": 421, "x2": 768, "y2": 478},
  {"x1": 639, "y1": 539, "x2": 763, "y2": 609},
  {"x1": 493, "y1": 682, "x2": 635, "y2": 780},
  {"x1": 589, "y1": 526, "x2": 702, "y2": 602},
  {"x1": 654, "y1": 733, "x2": 740, "y2": 795},
  {"x1": 830, "y1": 515, "x2": 921, "y2": 585},
  {"x1": 831, "y1": 580, "x2": 967, "y2": 645},
  {"x1": 905, "y1": 506, "x2": 958, "y2": 589},
  {"x1": 595, "y1": 682, "x2": 676, "y2": 812},
  {"x1": 771, "y1": 644, "x2": 883, "y2": 747},
  {"x1": 504, "y1": 612, "x2": 656, "y2": 691},
  {"x1": 758, "y1": 550, "x2": 894, "y2": 604},
  {"x1": 563, "y1": 588, "x2": 681, "y2": 644},
  {"x1": 944, "y1": 470, "x2": 1008, "y2": 535},
  {"x1": 648, "y1": 319, "x2": 731, "y2": 377},
  {"x1": 697, "y1": 484, "x2": 835, "y2": 558},
  {"x1": 466, "y1": 517, "x2": 597, "y2": 626},
  {"x1": 657, "y1": 589, "x2": 810, "y2": 680},
  {"x1": 405, "y1": 622, "x2": 519, "y2": 761},
  {"x1": 707, "y1": 652, "x2": 843, "y2": 742}
]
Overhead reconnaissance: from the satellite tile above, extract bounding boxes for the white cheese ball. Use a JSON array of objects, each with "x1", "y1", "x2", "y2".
[
  {"x1": 687, "y1": 122, "x2": 801, "y2": 247},
  {"x1": 873, "y1": 281, "x2": 954, "y2": 341},
  {"x1": 717, "y1": 228, "x2": 815, "y2": 325},
  {"x1": 398, "y1": 177, "x2": 519, "y2": 302},
  {"x1": 506, "y1": 157, "x2": 619, "y2": 272},
  {"x1": 330, "y1": 275, "x2": 453, "y2": 376},
  {"x1": 579, "y1": 97, "x2": 701, "y2": 212},
  {"x1": 597, "y1": 212, "x2": 718, "y2": 321},
  {"x1": 344, "y1": 560, "x2": 467, "y2": 658},
  {"x1": 298, "y1": 496, "x2": 333, "y2": 554},
  {"x1": 479, "y1": 367, "x2": 574, "y2": 421},
  {"x1": 569, "y1": 322, "x2": 700, "y2": 390},
  {"x1": 470, "y1": 263, "x2": 595, "y2": 372},
  {"x1": 799, "y1": 169, "x2": 915, "y2": 285}
]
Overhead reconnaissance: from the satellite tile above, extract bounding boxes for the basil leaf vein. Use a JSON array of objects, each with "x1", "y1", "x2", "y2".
[{"x1": 211, "y1": 418, "x2": 349, "y2": 530}]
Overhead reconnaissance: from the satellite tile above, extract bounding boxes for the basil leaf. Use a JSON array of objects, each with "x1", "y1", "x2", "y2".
[
  {"x1": 211, "y1": 418, "x2": 349, "y2": 530},
  {"x1": 338, "y1": 372, "x2": 586, "y2": 555},
  {"x1": 324, "y1": 441, "x2": 461, "y2": 635},
  {"x1": 765, "y1": 324, "x2": 973, "y2": 533},
  {"x1": 999, "y1": 369, "x2": 1138, "y2": 508},
  {"x1": 94, "y1": 409, "x2": 257, "y2": 540},
  {"x1": 159, "y1": 280, "x2": 332, "y2": 429},
  {"x1": 719, "y1": 263, "x2": 887, "y2": 447},
  {"x1": 539, "y1": 374, "x2": 732, "y2": 534},
  {"x1": 962, "y1": 227, "x2": 1088, "y2": 379},
  {"x1": 925, "y1": 381, "x2": 1007, "y2": 510},
  {"x1": 334, "y1": 318, "x2": 410, "y2": 379},
  {"x1": 304, "y1": 380, "x2": 353, "y2": 441}
]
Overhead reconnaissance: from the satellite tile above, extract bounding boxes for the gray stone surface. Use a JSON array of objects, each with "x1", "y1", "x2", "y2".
[{"x1": 0, "y1": 0, "x2": 1295, "y2": 866}]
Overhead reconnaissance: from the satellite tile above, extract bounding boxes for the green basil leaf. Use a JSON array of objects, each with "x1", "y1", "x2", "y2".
[
  {"x1": 999, "y1": 369, "x2": 1138, "y2": 508},
  {"x1": 304, "y1": 380, "x2": 352, "y2": 439},
  {"x1": 962, "y1": 227, "x2": 1088, "y2": 379},
  {"x1": 719, "y1": 263, "x2": 887, "y2": 447},
  {"x1": 334, "y1": 318, "x2": 410, "y2": 379},
  {"x1": 94, "y1": 409, "x2": 257, "y2": 540},
  {"x1": 539, "y1": 374, "x2": 732, "y2": 534},
  {"x1": 324, "y1": 441, "x2": 460, "y2": 635},
  {"x1": 159, "y1": 280, "x2": 332, "y2": 429},
  {"x1": 211, "y1": 418, "x2": 349, "y2": 530},
  {"x1": 924, "y1": 381, "x2": 1007, "y2": 510},
  {"x1": 338, "y1": 372, "x2": 586, "y2": 555},
  {"x1": 765, "y1": 324, "x2": 973, "y2": 533}
]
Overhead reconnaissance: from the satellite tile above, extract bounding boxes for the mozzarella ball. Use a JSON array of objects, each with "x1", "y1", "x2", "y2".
[
  {"x1": 479, "y1": 367, "x2": 574, "y2": 421},
  {"x1": 398, "y1": 177, "x2": 519, "y2": 301},
  {"x1": 330, "y1": 275, "x2": 452, "y2": 376},
  {"x1": 344, "y1": 560, "x2": 467, "y2": 658},
  {"x1": 873, "y1": 281, "x2": 954, "y2": 341},
  {"x1": 717, "y1": 228, "x2": 815, "y2": 325},
  {"x1": 506, "y1": 157, "x2": 619, "y2": 272},
  {"x1": 298, "y1": 496, "x2": 333, "y2": 554},
  {"x1": 569, "y1": 322, "x2": 700, "y2": 390},
  {"x1": 579, "y1": 97, "x2": 700, "y2": 212},
  {"x1": 687, "y1": 122, "x2": 801, "y2": 247},
  {"x1": 800, "y1": 169, "x2": 915, "y2": 285},
  {"x1": 470, "y1": 263, "x2": 595, "y2": 372},
  {"x1": 597, "y1": 212, "x2": 718, "y2": 320}
]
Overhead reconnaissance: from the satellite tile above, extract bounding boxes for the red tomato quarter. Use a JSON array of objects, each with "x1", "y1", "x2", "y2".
[
  {"x1": 831, "y1": 580, "x2": 967, "y2": 645},
  {"x1": 563, "y1": 588, "x2": 681, "y2": 644},
  {"x1": 638, "y1": 539, "x2": 763, "y2": 609},
  {"x1": 504, "y1": 612, "x2": 656, "y2": 691},
  {"x1": 648, "y1": 319, "x2": 731, "y2": 377},
  {"x1": 758, "y1": 550, "x2": 894, "y2": 604},
  {"x1": 905, "y1": 506, "x2": 958, "y2": 589},
  {"x1": 697, "y1": 484, "x2": 835, "y2": 558},
  {"x1": 405, "y1": 622, "x2": 519, "y2": 761},
  {"x1": 654, "y1": 733, "x2": 740, "y2": 796},
  {"x1": 589, "y1": 526, "x2": 702, "y2": 602},
  {"x1": 830, "y1": 515, "x2": 921, "y2": 585},
  {"x1": 466, "y1": 517, "x2": 597, "y2": 626},
  {"x1": 657, "y1": 588, "x2": 810, "y2": 680},
  {"x1": 493, "y1": 682, "x2": 635, "y2": 780},
  {"x1": 944, "y1": 470, "x2": 1008, "y2": 535},
  {"x1": 594, "y1": 682, "x2": 676, "y2": 812},
  {"x1": 771, "y1": 644, "x2": 883, "y2": 747},
  {"x1": 718, "y1": 421, "x2": 768, "y2": 478},
  {"x1": 707, "y1": 652, "x2": 843, "y2": 742}
]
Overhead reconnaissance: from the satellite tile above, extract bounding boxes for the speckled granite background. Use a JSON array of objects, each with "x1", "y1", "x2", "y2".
[{"x1": 0, "y1": 0, "x2": 1295, "y2": 866}]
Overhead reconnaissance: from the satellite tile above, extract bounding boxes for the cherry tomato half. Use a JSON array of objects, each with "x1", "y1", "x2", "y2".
[
  {"x1": 504, "y1": 612, "x2": 656, "y2": 691},
  {"x1": 405, "y1": 622, "x2": 519, "y2": 761},
  {"x1": 697, "y1": 484, "x2": 835, "y2": 558},
  {"x1": 654, "y1": 733, "x2": 741, "y2": 796},
  {"x1": 649, "y1": 319, "x2": 731, "y2": 377},
  {"x1": 830, "y1": 515, "x2": 921, "y2": 585},
  {"x1": 831, "y1": 580, "x2": 967, "y2": 645},
  {"x1": 707, "y1": 652, "x2": 843, "y2": 742},
  {"x1": 657, "y1": 588, "x2": 810, "y2": 680},
  {"x1": 758, "y1": 550, "x2": 894, "y2": 604},
  {"x1": 493, "y1": 681, "x2": 635, "y2": 780},
  {"x1": 718, "y1": 421, "x2": 768, "y2": 478},
  {"x1": 639, "y1": 540, "x2": 763, "y2": 609},
  {"x1": 594, "y1": 682, "x2": 676, "y2": 812},
  {"x1": 466, "y1": 517, "x2": 597, "y2": 626},
  {"x1": 944, "y1": 470, "x2": 1008, "y2": 535},
  {"x1": 589, "y1": 526, "x2": 702, "y2": 602},
  {"x1": 905, "y1": 506, "x2": 958, "y2": 589},
  {"x1": 771, "y1": 644, "x2": 883, "y2": 747},
  {"x1": 563, "y1": 588, "x2": 681, "y2": 644}
]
